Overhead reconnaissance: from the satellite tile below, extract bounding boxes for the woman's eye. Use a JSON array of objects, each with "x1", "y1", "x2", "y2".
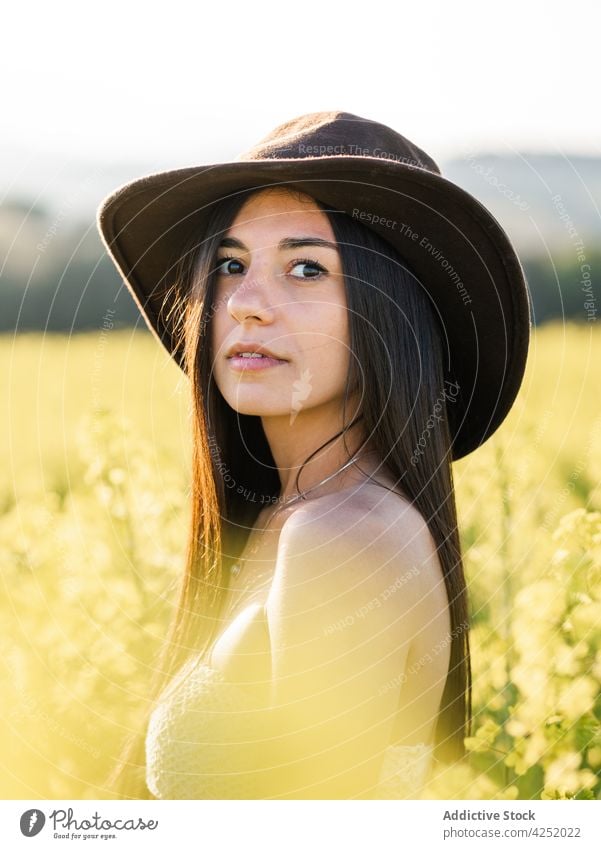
[
  {"x1": 289, "y1": 259, "x2": 327, "y2": 279},
  {"x1": 215, "y1": 256, "x2": 244, "y2": 275}
]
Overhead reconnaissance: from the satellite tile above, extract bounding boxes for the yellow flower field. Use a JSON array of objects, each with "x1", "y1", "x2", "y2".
[{"x1": 1, "y1": 322, "x2": 599, "y2": 799}]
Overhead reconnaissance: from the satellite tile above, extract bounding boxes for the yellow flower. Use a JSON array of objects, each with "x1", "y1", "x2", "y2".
[
  {"x1": 552, "y1": 508, "x2": 587, "y2": 541},
  {"x1": 514, "y1": 580, "x2": 565, "y2": 623},
  {"x1": 557, "y1": 676, "x2": 597, "y2": 721},
  {"x1": 108, "y1": 467, "x2": 126, "y2": 485},
  {"x1": 544, "y1": 752, "x2": 596, "y2": 796},
  {"x1": 551, "y1": 548, "x2": 570, "y2": 566},
  {"x1": 506, "y1": 718, "x2": 529, "y2": 738},
  {"x1": 570, "y1": 602, "x2": 601, "y2": 640},
  {"x1": 523, "y1": 731, "x2": 549, "y2": 771},
  {"x1": 553, "y1": 644, "x2": 583, "y2": 676}
]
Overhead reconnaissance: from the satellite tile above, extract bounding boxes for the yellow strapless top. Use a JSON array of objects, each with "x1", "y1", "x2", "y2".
[{"x1": 145, "y1": 657, "x2": 433, "y2": 800}]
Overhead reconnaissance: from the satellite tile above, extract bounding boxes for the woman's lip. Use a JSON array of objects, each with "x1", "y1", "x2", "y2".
[{"x1": 227, "y1": 355, "x2": 288, "y2": 371}]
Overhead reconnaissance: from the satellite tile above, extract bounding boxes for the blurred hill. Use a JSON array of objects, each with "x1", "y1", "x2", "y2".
[
  {"x1": 444, "y1": 152, "x2": 601, "y2": 258},
  {"x1": 1, "y1": 150, "x2": 599, "y2": 332}
]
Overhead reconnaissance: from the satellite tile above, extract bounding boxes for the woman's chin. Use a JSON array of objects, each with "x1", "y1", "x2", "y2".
[{"x1": 223, "y1": 395, "x2": 297, "y2": 419}]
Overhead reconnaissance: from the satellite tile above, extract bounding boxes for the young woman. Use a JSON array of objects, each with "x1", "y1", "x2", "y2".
[{"x1": 96, "y1": 111, "x2": 531, "y2": 799}]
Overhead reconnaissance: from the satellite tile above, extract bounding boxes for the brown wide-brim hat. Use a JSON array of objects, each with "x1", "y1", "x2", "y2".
[{"x1": 96, "y1": 110, "x2": 532, "y2": 461}]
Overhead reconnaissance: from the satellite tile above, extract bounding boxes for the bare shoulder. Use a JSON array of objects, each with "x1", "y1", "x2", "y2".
[
  {"x1": 280, "y1": 483, "x2": 442, "y2": 581},
  {"x1": 269, "y1": 482, "x2": 447, "y2": 634}
]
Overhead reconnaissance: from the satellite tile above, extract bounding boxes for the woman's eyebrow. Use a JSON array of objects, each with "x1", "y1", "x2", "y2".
[
  {"x1": 217, "y1": 236, "x2": 339, "y2": 251},
  {"x1": 278, "y1": 237, "x2": 339, "y2": 252},
  {"x1": 218, "y1": 237, "x2": 246, "y2": 250}
]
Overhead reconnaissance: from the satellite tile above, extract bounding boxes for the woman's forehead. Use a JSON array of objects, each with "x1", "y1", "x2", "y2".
[{"x1": 226, "y1": 186, "x2": 331, "y2": 234}]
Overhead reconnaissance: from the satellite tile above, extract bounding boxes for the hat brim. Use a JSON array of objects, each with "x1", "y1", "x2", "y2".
[{"x1": 96, "y1": 155, "x2": 532, "y2": 461}]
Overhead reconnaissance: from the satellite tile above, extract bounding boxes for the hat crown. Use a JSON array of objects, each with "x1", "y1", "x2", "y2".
[{"x1": 238, "y1": 110, "x2": 441, "y2": 175}]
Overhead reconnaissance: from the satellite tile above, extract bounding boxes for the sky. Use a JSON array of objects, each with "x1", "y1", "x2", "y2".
[{"x1": 2, "y1": 0, "x2": 600, "y2": 183}]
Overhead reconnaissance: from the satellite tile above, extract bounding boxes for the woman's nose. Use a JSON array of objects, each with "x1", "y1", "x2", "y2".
[{"x1": 226, "y1": 263, "x2": 278, "y2": 324}]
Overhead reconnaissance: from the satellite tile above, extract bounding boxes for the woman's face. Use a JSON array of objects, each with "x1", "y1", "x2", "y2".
[{"x1": 211, "y1": 187, "x2": 353, "y2": 421}]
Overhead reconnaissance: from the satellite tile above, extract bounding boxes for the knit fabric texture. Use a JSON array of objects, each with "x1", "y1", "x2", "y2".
[{"x1": 145, "y1": 657, "x2": 433, "y2": 800}]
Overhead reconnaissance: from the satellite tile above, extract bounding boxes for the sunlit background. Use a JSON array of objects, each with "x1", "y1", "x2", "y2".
[{"x1": 2, "y1": 0, "x2": 600, "y2": 800}]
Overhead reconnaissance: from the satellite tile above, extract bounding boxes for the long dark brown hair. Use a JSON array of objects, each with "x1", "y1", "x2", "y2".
[{"x1": 101, "y1": 185, "x2": 471, "y2": 799}]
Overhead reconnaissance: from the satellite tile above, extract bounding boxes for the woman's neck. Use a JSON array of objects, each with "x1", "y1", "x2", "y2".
[{"x1": 260, "y1": 401, "x2": 375, "y2": 500}]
